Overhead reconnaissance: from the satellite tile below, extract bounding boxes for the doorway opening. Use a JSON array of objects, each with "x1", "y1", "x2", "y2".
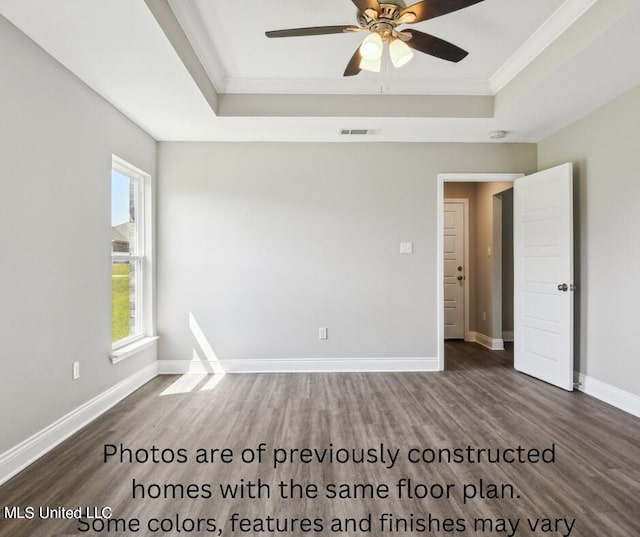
[{"x1": 437, "y1": 174, "x2": 522, "y2": 371}]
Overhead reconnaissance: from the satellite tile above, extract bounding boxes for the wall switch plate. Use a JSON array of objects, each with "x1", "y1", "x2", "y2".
[
  {"x1": 72, "y1": 361, "x2": 80, "y2": 380},
  {"x1": 482, "y1": 312, "x2": 487, "y2": 321},
  {"x1": 319, "y1": 327, "x2": 328, "y2": 340},
  {"x1": 400, "y1": 242, "x2": 413, "y2": 254}
]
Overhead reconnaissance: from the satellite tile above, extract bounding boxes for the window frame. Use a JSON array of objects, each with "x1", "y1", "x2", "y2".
[{"x1": 111, "y1": 155, "x2": 152, "y2": 351}]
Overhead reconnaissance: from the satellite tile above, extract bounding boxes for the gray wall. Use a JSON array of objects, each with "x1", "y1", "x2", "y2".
[
  {"x1": 501, "y1": 189, "x2": 514, "y2": 334},
  {"x1": 538, "y1": 85, "x2": 640, "y2": 398},
  {"x1": 157, "y1": 143, "x2": 536, "y2": 365},
  {"x1": 0, "y1": 15, "x2": 157, "y2": 453},
  {"x1": 474, "y1": 182, "x2": 513, "y2": 340}
]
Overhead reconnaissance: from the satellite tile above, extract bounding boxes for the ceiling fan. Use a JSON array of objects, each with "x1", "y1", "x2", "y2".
[{"x1": 265, "y1": 0, "x2": 484, "y2": 76}]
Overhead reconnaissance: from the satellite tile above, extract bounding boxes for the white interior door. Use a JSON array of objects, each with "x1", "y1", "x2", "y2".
[
  {"x1": 444, "y1": 201, "x2": 466, "y2": 339},
  {"x1": 514, "y1": 163, "x2": 574, "y2": 390}
]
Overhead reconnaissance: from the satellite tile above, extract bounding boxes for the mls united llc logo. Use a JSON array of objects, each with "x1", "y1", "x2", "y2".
[{"x1": 4, "y1": 506, "x2": 112, "y2": 520}]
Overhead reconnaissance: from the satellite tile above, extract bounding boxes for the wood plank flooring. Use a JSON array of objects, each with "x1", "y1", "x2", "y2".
[{"x1": 1, "y1": 342, "x2": 639, "y2": 536}]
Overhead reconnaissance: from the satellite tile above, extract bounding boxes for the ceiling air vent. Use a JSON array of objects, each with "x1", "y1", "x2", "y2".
[{"x1": 339, "y1": 128, "x2": 381, "y2": 136}]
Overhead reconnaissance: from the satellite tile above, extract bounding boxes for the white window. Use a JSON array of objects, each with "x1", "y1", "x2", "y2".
[{"x1": 111, "y1": 156, "x2": 151, "y2": 348}]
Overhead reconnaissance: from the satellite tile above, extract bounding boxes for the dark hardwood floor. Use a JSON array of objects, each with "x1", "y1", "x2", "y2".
[
  {"x1": 1, "y1": 342, "x2": 639, "y2": 536},
  {"x1": 445, "y1": 340, "x2": 514, "y2": 370}
]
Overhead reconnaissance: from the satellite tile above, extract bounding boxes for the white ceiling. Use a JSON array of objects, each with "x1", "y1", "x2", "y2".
[
  {"x1": 169, "y1": 0, "x2": 564, "y2": 95},
  {"x1": 1, "y1": 0, "x2": 639, "y2": 143}
]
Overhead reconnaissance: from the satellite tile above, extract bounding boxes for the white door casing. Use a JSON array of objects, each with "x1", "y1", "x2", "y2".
[
  {"x1": 514, "y1": 163, "x2": 574, "y2": 391},
  {"x1": 444, "y1": 201, "x2": 466, "y2": 339}
]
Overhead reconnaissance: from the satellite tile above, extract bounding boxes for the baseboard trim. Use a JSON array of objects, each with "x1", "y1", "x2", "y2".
[
  {"x1": 468, "y1": 331, "x2": 505, "y2": 351},
  {"x1": 158, "y1": 359, "x2": 225, "y2": 375},
  {"x1": 576, "y1": 373, "x2": 640, "y2": 418},
  {"x1": 158, "y1": 357, "x2": 440, "y2": 374},
  {"x1": 0, "y1": 362, "x2": 158, "y2": 487}
]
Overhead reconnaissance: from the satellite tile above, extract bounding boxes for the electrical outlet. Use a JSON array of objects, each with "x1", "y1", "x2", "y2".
[
  {"x1": 72, "y1": 361, "x2": 80, "y2": 380},
  {"x1": 319, "y1": 327, "x2": 328, "y2": 340},
  {"x1": 482, "y1": 312, "x2": 487, "y2": 321}
]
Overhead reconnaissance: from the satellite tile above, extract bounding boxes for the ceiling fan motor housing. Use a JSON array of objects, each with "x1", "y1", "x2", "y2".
[
  {"x1": 379, "y1": 3, "x2": 403, "y2": 19},
  {"x1": 358, "y1": 3, "x2": 402, "y2": 27},
  {"x1": 358, "y1": 3, "x2": 407, "y2": 42}
]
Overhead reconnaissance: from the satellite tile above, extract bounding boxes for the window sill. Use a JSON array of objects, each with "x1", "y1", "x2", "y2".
[{"x1": 110, "y1": 336, "x2": 159, "y2": 364}]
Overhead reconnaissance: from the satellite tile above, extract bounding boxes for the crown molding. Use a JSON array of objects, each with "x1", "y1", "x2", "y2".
[
  {"x1": 220, "y1": 76, "x2": 493, "y2": 96},
  {"x1": 167, "y1": 0, "x2": 225, "y2": 92},
  {"x1": 489, "y1": 0, "x2": 599, "y2": 94}
]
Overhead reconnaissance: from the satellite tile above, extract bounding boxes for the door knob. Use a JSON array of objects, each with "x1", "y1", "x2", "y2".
[
  {"x1": 557, "y1": 283, "x2": 568, "y2": 292},
  {"x1": 457, "y1": 275, "x2": 464, "y2": 281},
  {"x1": 457, "y1": 266, "x2": 463, "y2": 271}
]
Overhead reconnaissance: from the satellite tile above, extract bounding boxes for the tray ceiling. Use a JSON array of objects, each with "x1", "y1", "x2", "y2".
[
  {"x1": 1, "y1": 0, "x2": 639, "y2": 142},
  {"x1": 169, "y1": 0, "x2": 565, "y2": 95}
]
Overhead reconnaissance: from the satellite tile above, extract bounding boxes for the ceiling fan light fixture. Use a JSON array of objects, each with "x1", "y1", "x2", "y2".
[
  {"x1": 389, "y1": 38, "x2": 414, "y2": 68},
  {"x1": 359, "y1": 31, "x2": 383, "y2": 61},
  {"x1": 359, "y1": 56, "x2": 382, "y2": 72}
]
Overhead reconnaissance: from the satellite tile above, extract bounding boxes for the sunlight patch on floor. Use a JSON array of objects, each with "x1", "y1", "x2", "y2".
[
  {"x1": 158, "y1": 370, "x2": 227, "y2": 396},
  {"x1": 160, "y1": 373, "x2": 207, "y2": 396},
  {"x1": 200, "y1": 373, "x2": 226, "y2": 391}
]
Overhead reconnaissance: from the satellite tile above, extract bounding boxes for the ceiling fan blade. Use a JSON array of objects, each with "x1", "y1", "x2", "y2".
[
  {"x1": 403, "y1": 29, "x2": 468, "y2": 62},
  {"x1": 266, "y1": 25, "x2": 359, "y2": 38},
  {"x1": 344, "y1": 46, "x2": 363, "y2": 76},
  {"x1": 351, "y1": 0, "x2": 381, "y2": 14},
  {"x1": 400, "y1": 0, "x2": 484, "y2": 24}
]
